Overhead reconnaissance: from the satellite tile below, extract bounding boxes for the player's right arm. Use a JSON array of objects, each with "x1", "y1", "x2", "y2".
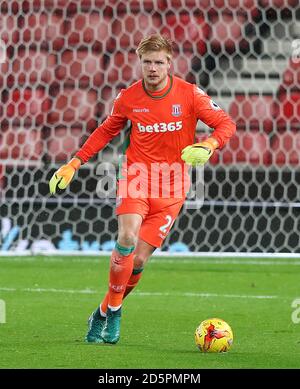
[{"x1": 49, "y1": 92, "x2": 127, "y2": 194}]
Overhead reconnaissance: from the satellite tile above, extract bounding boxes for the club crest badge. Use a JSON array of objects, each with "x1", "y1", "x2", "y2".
[{"x1": 172, "y1": 104, "x2": 182, "y2": 117}]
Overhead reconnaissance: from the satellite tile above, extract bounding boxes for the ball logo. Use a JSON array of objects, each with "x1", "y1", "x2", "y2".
[{"x1": 137, "y1": 121, "x2": 182, "y2": 133}]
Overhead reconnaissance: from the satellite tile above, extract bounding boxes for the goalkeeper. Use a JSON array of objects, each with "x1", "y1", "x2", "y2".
[{"x1": 49, "y1": 34, "x2": 236, "y2": 345}]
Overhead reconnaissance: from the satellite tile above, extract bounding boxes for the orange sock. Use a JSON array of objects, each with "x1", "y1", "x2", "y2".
[
  {"x1": 108, "y1": 249, "x2": 134, "y2": 308},
  {"x1": 123, "y1": 268, "x2": 144, "y2": 298},
  {"x1": 100, "y1": 268, "x2": 143, "y2": 313}
]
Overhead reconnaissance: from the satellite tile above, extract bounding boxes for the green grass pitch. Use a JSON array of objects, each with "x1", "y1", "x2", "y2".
[{"x1": 0, "y1": 255, "x2": 299, "y2": 369}]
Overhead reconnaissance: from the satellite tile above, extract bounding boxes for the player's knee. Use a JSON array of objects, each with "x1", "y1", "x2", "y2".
[
  {"x1": 133, "y1": 253, "x2": 148, "y2": 269},
  {"x1": 118, "y1": 231, "x2": 137, "y2": 248}
]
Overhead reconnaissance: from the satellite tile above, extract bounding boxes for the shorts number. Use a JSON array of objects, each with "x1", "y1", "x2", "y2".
[{"x1": 159, "y1": 215, "x2": 173, "y2": 234}]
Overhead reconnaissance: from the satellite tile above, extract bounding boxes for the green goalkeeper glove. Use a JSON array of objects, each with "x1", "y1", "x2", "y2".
[
  {"x1": 181, "y1": 137, "x2": 219, "y2": 167},
  {"x1": 49, "y1": 157, "x2": 81, "y2": 195}
]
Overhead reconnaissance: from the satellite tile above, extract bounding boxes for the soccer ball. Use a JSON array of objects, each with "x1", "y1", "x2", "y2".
[{"x1": 195, "y1": 318, "x2": 233, "y2": 353}]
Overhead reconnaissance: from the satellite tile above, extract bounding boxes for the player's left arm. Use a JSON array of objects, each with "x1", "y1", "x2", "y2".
[{"x1": 182, "y1": 86, "x2": 236, "y2": 166}]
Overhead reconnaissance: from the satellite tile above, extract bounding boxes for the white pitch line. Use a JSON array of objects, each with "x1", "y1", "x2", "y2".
[
  {"x1": 0, "y1": 287, "x2": 17, "y2": 291},
  {"x1": 0, "y1": 287, "x2": 96, "y2": 294},
  {"x1": 136, "y1": 292, "x2": 278, "y2": 299},
  {"x1": 1, "y1": 256, "x2": 300, "y2": 266},
  {"x1": 0, "y1": 287, "x2": 278, "y2": 300},
  {"x1": 53, "y1": 257, "x2": 300, "y2": 266},
  {"x1": 48, "y1": 258, "x2": 300, "y2": 266},
  {"x1": 2, "y1": 250, "x2": 300, "y2": 259}
]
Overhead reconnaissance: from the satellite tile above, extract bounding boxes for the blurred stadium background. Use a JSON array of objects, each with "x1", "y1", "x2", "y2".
[{"x1": 0, "y1": 0, "x2": 300, "y2": 255}]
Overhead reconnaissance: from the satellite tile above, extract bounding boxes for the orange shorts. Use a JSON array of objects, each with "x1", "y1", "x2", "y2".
[{"x1": 116, "y1": 196, "x2": 185, "y2": 248}]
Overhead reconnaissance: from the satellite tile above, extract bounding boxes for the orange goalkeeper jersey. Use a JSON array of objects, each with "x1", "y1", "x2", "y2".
[{"x1": 76, "y1": 75, "x2": 236, "y2": 196}]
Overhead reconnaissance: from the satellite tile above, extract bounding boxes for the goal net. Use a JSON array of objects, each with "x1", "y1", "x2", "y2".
[{"x1": 1, "y1": 0, "x2": 300, "y2": 254}]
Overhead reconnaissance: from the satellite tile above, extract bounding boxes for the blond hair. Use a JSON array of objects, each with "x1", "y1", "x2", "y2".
[{"x1": 136, "y1": 34, "x2": 173, "y2": 60}]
